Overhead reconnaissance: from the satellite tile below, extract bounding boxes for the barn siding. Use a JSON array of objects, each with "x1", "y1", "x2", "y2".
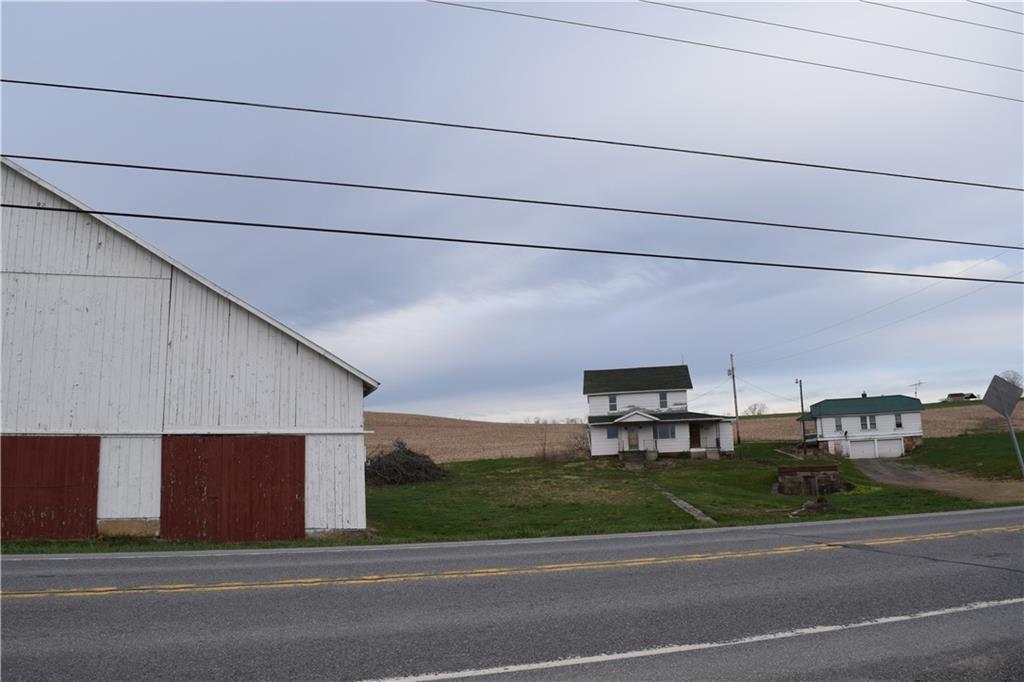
[
  {"x1": 163, "y1": 271, "x2": 363, "y2": 431},
  {"x1": 161, "y1": 435, "x2": 305, "y2": 542},
  {"x1": 305, "y1": 435, "x2": 366, "y2": 531},
  {"x1": 1, "y1": 436, "x2": 100, "y2": 539},
  {"x1": 97, "y1": 436, "x2": 162, "y2": 521},
  {"x1": 1, "y1": 272, "x2": 170, "y2": 433}
]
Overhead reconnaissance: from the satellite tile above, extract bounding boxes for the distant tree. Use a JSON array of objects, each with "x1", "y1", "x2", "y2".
[
  {"x1": 743, "y1": 402, "x2": 768, "y2": 416},
  {"x1": 1000, "y1": 369, "x2": 1023, "y2": 388}
]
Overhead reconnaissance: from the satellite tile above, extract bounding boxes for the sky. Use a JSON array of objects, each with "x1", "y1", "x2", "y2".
[{"x1": 2, "y1": 1, "x2": 1022, "y2": 421}]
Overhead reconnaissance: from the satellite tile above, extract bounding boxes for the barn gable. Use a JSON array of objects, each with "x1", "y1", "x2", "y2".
[{"x1": 1, "y1": 159, "x2": 378, "y2": 435}]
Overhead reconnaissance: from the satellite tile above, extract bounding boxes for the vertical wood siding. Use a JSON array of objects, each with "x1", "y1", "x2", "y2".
[
  {"x1": 163, "y1": 271, "x2": 363, "y2": 431},
  {"x1": 160, "y1": 435, "x2": 305, "y2": 541},
  {"x1": 1, "y1": 436, "x2": 100, "y2": 539},
  {"x1": 1, "y1": 272, "x2": 170, "y2": 432},
  {"x1": 97, "y1": 437, "x2": 161, "y2": 520},
  {"x1": 305, "y1": 435, "x2": 366, "y2": 530}
]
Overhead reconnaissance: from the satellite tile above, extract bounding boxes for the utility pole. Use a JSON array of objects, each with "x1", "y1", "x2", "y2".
[
  {"x1": 728, "y1": 353, "x2": 741, "y2": 444},
  {"x1": 909, "y1": 380, "x2": 924, "y2": 398},
  {"x1": 795, "y1": 378, "x2": 806, "y2": 453}
]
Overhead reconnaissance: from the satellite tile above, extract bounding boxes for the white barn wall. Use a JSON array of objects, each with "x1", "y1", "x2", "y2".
[
  {"x1": 2, "y1": 162, "x2": 374, "y2": 534},
  {"x1": 97, "y1": 437, "x2": 161, "y2": 521},
  {"x1": 305, "y1": 435, "x2": 366, "y2": 531}
]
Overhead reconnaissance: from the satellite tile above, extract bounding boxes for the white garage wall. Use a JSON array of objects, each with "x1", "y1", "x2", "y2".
[{"x1": 97, "y1": 436, "x2": 162, "y2": 520}]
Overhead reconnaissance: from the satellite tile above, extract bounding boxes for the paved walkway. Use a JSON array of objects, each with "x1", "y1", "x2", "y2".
[
  {"x1": 645, "y1": 481, "x2": 716, "y2": 523},
  {"x1": 856, "y1": 459, "x2": 1024, "y2": 503}
]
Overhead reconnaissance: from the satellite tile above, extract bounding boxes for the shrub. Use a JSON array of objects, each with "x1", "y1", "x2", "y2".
[{"x1": 366, "y1": 439, "x2": 448, "y2": 486}]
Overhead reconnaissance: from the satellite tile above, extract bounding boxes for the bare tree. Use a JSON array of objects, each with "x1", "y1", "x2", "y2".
[
  {"x1": 743, "y1": 402, "x2": 768, "y2": 416},
  {"x1": 1000, "y1": 369, "x2": 1023, "y2": 388}
]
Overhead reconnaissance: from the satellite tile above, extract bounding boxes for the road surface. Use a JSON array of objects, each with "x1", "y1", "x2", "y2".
[{"x1": 3, "y1": 507, "x2": 1023, "y2": 680}]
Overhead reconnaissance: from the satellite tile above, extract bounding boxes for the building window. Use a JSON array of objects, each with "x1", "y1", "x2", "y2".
[
  {"x1": 895, "y1": 413, "x2": 903, "y2": 429},
  {"x1": 869, "y1": 415, "x2": 877, "y2": 429},
  {"x1": 606, "y1": 426, "x2": 618, "y2": 439},
  {"x1": 609, "y1": 395, "x2": 617, "y2": 412},
  {"x1": 834, "y1": 417, "x2": 842, "y2": 432},
  {"x1": 659, "y1": 392, "x2": 668, "y2": 409},
  {"x1": 655, "y1": 424, "x2": 676, "y2": 439},
  {"x1": 861, "y1": 415, "x2": 876, "y2": 430},
  {"x1": 860, "y1": 416, "x2": 868, "y2": 430}
]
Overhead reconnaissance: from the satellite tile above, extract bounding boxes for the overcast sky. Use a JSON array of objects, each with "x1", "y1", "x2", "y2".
[{"x1": 3, "y1": 1, "x2": 1021, "y2": 421}]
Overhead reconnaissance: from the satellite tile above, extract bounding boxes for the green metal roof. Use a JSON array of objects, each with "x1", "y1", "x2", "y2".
[
  {"x1": 582, "y1": 365, "x2": 692, "y2": 394},
  {"x1": 798, "y1": 395, "x2": 923, "y2": 421}
]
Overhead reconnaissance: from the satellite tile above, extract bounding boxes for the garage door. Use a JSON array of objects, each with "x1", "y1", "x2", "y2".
[
  {"x1": 848, "y1": 440, "x2": 877, "y2": 459},
  {"x1": 1, "y1": 436, "x2": 100, "y2": 539},
  {"x1": 161, "y1": 435, "x2": 305, "y2": 542},
  {"x1": 875, "y1": 438, "x2": 904, "y2": 458}
]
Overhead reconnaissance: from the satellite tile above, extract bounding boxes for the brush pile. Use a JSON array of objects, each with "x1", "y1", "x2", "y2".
[{"x1": 365, "y1": 439, "x2": 448, "y2": 486}]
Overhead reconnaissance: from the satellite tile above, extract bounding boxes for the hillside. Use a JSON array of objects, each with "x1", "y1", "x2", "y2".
[{"x1": 367, "y1": 401, "x2": 1024, "y2": 463}]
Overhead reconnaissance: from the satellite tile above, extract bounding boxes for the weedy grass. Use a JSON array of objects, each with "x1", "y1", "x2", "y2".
[{"x1": 904, "y1": 431, "x2": 1024, "y2": 480}]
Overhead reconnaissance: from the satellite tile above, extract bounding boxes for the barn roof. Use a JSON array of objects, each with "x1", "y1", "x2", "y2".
[
  {"x1": 798, "y1": 394, "x2": 922, "y2": 421},
  {"x1": 583, "y1": 365, "x2": 692, "y2": 394},
  {"x1": 2, "y1": 159, "x2": 380, "y2": 395}
]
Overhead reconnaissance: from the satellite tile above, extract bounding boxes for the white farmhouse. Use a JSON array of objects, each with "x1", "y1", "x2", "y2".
[
  {"x1": 798, "y1": 393, "x2": 924, "y2": 458},
  {"x1": 584, "y1": 365, "x2": 735, "y2": 458},
  {"x1": 1, "y1": 159, "x2": 378, "y2": 541}
]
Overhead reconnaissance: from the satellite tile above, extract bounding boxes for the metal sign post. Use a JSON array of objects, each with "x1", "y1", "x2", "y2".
[{"x1": 982, "y1": 374, "x2": 1024, "y2": 478}]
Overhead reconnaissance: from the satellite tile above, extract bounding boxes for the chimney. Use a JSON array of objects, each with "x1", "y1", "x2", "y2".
[{"x1": 861, "y1": 391, "x2": 867, "y2": 398}]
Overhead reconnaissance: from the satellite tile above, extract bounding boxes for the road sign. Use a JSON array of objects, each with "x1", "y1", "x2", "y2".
[
  {"x1": 982, "y1": 374, "x2": 1024, "y2": 477},
  {"x1": 983, "y1": 375, "x2": 1022, "y2": 418}
]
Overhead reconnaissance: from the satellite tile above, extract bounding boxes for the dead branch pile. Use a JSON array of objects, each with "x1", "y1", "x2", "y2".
[{"x1": 365, "y1": 439, "x2": 448, "y2": 486}]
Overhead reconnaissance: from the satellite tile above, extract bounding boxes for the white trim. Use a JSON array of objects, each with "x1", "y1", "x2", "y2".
[
  {"x1": 613, "y1": 410, "x2": 659, "y2": 423},
  {"x1": 2, "y1": 158, "x2": 380, "y2": 395}
]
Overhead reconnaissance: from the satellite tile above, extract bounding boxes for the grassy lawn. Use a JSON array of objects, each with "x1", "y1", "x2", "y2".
[
  {"x1": 4, "y1": 436, "x2": 1013, "y2": 554},
  {"x1": 904, "y1": 431, "x2": 1024, "y2": 479}
]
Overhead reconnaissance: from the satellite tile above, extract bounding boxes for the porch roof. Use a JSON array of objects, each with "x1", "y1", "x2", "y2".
[{"x1": 589, "y1": 410, "x2": 731, "y2": 425}]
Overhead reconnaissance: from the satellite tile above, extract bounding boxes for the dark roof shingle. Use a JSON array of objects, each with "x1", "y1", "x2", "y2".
[{"x1": 583, "y1": 365, "x2": 692, "y2": 394}]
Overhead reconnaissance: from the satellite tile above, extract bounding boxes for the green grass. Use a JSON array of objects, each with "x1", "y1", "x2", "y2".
[
  {"x1": 4, "y1": 436, "x2": 1014, "y2": 554},
  {"x1": 905, "y1": 431, "x2": 1024, "y2": 480}
]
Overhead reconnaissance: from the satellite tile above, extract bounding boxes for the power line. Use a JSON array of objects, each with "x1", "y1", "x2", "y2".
[
  {"x1": 967, "y1": 0, "x2": 1024, "y2": 16},
  {"x1": 859, "y1": 0, "x2": 1024, "y2": 35},
  {"x1": 3, "y1": 80, "x2": 1021, "y2": 192},
  {"x1": 3, "y1": 203, "x2": 1022, "y2": 285},
  {"x1": 740, "y1": 269, "x2": 1024, "y2": 368},
  {"x1": 428, "y1": 1, "x2": 1022, "y2": 103},
  {"x1": 641, "y1": 1, "x2": 1023, "y2": 72},
  {"x1": 736, "y1": 248, "x2": 1015, "y2": 355},
  {"x1": 690, "y1": 379, "x2": 730, "y2": 400},
  {"x1": 8, "y1": 154, "x2": 1021, "y2": 252},
  {"x1": 736, "y1": 376, "x2": 797, "y2": 402}
]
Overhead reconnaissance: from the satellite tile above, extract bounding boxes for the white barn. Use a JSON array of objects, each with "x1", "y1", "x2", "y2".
[{"x1": 1, "y1": 159, "x2": 378, "y2": 541}]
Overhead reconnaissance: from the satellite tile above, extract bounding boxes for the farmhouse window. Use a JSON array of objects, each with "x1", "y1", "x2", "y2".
[
  {"x1": 860, "y1": 416, "x2": 868, "y2": 430},
  {"x1": 606, "y1": 426, "x2": 618, "y2": 439},
  {"x1": 659, "y1": 392, "x2": 668, "y2": 409},
  {"x1": 834, "y1": 417, "x2": 842, "y2": 432},
  {"x1": 895, "y1": 413, "x2": 903, "y2": 429},
  {"x1": 655, "y1": 424, "x2": 676, "y2": 439},
  {"x1": 609, "y1": 395, "x2": 617, "y2": 411}
]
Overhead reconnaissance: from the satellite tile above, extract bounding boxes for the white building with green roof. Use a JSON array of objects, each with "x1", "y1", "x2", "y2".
[{"x1": 798, "y1": 393, "x2": 923, "y2": 458}]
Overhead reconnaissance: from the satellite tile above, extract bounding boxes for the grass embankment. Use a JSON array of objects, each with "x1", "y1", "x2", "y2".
[
  {"x1": 904, "y1": 431, "x2": 1023, "y2": 479},
  {"x1": 4, "y1": 438, "x2": 1003, "y2": 554}
]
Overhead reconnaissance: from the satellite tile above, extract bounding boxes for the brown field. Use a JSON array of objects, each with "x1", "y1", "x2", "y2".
[{"x1": 367, "y1": 401, "x2": 1024, "y2": 463}]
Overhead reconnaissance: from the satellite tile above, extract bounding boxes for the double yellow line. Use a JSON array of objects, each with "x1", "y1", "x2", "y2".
[{"x1": 4, "y1": 524, "x2": 1021, "y2": 601}]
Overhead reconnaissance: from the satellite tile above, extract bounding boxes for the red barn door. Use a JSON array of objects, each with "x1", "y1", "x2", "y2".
[
  {"x1": 161, "y1": 435, "x2": 305, "y2": 542},
  {"x1": 1, "y1": 436, "x2": 100, "y2": 539}
]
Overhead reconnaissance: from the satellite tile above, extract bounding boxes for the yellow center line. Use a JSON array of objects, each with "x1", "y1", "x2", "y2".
[{"x1": 3, "y1": 524, "x2": 1021, "y2": 601}]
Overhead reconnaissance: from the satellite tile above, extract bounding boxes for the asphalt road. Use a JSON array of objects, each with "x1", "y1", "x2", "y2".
[{"x1": 3, "y1": 507, "x2": 1023, "y2": 680}]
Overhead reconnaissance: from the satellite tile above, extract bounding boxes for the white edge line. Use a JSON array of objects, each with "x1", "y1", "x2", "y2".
[
  {"x1": 363, "y1": 598, "x2": 1024, "y2": 682},
  {"x1": 3, "y1": 506, "x2": 1022, "y2": 562}
]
